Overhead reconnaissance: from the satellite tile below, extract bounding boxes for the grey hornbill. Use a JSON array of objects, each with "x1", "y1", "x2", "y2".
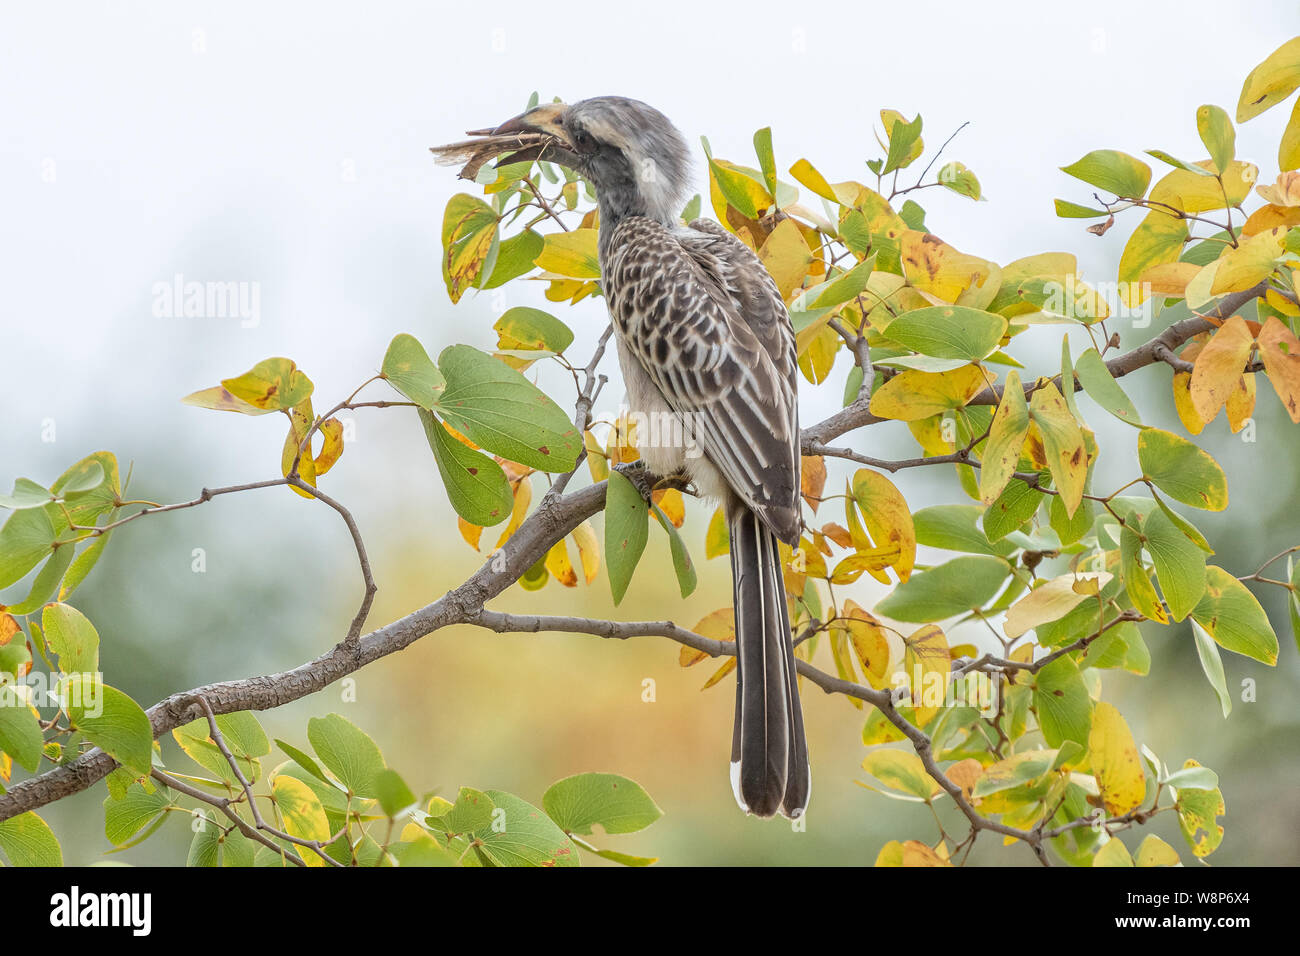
[{"x1": 433, "y1": 97, "x2": 810, "y2": 819}]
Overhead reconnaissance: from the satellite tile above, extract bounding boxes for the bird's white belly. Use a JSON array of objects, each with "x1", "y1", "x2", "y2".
[{"x1": 614, "y1": 336, "x2": 730, "y2": 504}]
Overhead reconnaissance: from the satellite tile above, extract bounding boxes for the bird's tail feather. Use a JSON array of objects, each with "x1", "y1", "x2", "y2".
[{"x1": 728, "y1": 504, "x2": 810, "y2": 819}]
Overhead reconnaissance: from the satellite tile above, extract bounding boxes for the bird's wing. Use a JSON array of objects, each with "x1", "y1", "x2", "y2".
[{"x1": 603, "y1": 216, "x2": 801, "y2": 544}]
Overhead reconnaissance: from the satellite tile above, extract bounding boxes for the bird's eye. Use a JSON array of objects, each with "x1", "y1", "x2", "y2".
[{"x1": 573, "y1": 128, "x2": 594, "y2": 151}]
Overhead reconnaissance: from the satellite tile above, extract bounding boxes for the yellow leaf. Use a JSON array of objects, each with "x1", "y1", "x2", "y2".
[
  {"x1": 682, "y1": 608, "x2": 734, "y2": 667},
  {"x1": 900, "y1": 231, "x2": 996, "y2": 304},
  {"x1": 874, "y1": 840, "x2": 905, "y2": 866},
  {"x1": 1236, "y1": 36, "x2": 1300, "y2": 121},
  {"x1": 758, "y1": 219, "x2": 814, "y2": 301},
  {"x1": 1241, "y1": 203, "x2": 1300, "y2": 236},
  {"x1": 980, "y1": 369, "x2": 1030, "y2": 505},
  {"x1": 1148, "y1": 160, "x2": 1259, "y2": 213},
  {"x1": 904, "y1": 625, "x2": 949, "y2": 727},
  {"x1": 850, "y1": 469, "x2": 916, "y2": 581},
  {"x1": 458, "y1": 517, "x2": 483, "y2": 551},
  {"x1": 902, "y1": 840, "x2": 951, "y2": 867},
  {"x1": 860, "y1": 749, "x2": 939, "y2": 800},
  {"x1": 280, "y1": 399, "x2": 316, "y2": 498},
  {"x1": 701, "y1": 656, "x2": 737, "y2": 690},
  {"x1": 842, "y1": 599, "x2": 890, "y2": 688},
  {"x1": 313, "y1": 418, "x2": 344, "y2": 476},
  {"x1": 788, "y1": 159, "x2": 866, "y2": 206},
  {"x1": 1088, "y1": 701, "x2": 1146, "y2": 816},
  {"x1": 945, "y1": 758, "x2": 984, "y2": 799},
  {"x1": 493, "y1": 475, "x2": 533, "y2": 550},
  {"x1": 535, "y1": 229, "x2": 600, "y2": 279},
  {"x1": 705, "y1": 507, "x2": 730, "y2": 559},
  {"x1": 1139, "y1": 261, "x2": 1201, "y2": 297},
  {"x1": 571, "y1": 520, "x2": 600, "y2": 584},
  {"x1": 1257, "y1": 316, "x2": 1300, "y2": 422},
  {"x1": 1135, "y1": 834, "x2": 1181, "y2": 867},
  {"x1": 1004, "y1": 572, "x2": 1111, "y2": 639},
  {"x1": 1028, "y1": 381, "x2": 1088, "y2": 516},
  {"x1": 272, "y1": 775, "x2": 330, "y2": 865},
  {"x1": 1118, "y1": 210, "x2": 1188, "y2": 305},
  {"x1": 1172, "y1": 371, "x2": 1208, "y2": 435},
  {"x1": 1225, "y1": 373, "x2": 1256, "y2": 433},
  {"x1": 583, "y1": 430, "x2": 609, "y2": 481},
  {"x1": 1190, "y1": 315, "x2": 1256, "y2": 422},
  {"x1": 801, "y1": 455, "x2": 827, "y2": 512},
  {"x1": 544, "y1": 537, "x2": 578, "y2": 587},
  {"x1": 869, "y1": 364, "x2": 990, "y2": 421},
  {"x1": 1210, "y1": 227, "x2": 1285, "y2": 295},
  {"x1": 797, "y1": 323, "x2": 839, "y2": 384},
  {"x1": 650, "y1": 488, "x2": 685, "y2": 528}
]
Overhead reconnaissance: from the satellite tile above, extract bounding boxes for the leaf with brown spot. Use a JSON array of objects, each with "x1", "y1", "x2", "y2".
[
  {"x1": 1257, "y1": 316, "x2": 1300, "y2": 422},
  {"x1": 801, "y1": 455, "x2": 827, "y2": 513}
]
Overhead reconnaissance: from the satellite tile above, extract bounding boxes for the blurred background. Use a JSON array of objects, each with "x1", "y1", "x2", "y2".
[{"x1": 2, "y1": 0, "x2": 1298, "y2": 865}]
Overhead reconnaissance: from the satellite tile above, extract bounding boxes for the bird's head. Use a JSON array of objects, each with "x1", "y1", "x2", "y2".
[{"x1": 433, "y1": 96, "x2": 692, "y2": 227}]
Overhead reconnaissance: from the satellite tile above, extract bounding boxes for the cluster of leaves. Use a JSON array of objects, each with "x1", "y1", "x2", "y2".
[{"x1": 1, "y1": 705, "x2": 661, "y2": 866}]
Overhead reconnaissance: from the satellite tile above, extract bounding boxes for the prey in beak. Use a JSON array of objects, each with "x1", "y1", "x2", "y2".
[{"x1": 430, "y1": 102, "x2": 572, "y2": 180}]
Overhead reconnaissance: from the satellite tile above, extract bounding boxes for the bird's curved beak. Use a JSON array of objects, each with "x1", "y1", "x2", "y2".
[
  {"x1": 431, "y1": 102, "x2": 574, "y2": 180},
  {"x1": 473, "y1": 102, "x2": 571, "y2": 148}
]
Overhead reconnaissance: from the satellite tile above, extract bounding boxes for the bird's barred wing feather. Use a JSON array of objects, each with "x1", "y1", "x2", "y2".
[{"x1": 603, "y1": 216, "x2": 801, "y2": 543}]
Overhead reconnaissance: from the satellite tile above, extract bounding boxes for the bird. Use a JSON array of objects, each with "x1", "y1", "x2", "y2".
[{"x1": 434, "y1": 97, "x2": 810, "y2": 819}]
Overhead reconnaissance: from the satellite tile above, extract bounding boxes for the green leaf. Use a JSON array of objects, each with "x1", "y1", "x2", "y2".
[
  {"x1": 62, "y1": 677, "x2": 153, "y2": 775},
  {"x1": 1142, "y1": 506, "x2": 1207, "y2": 622},
  {"x1": 912, "y1": 505, "x2": 1013, "y2": 557},
  {"x1": 104, "y1": 783, "x2": 172, "y2": 845},
  {"x1": 0, "y1": 811, "x2": 63, "y2": 866},
  {"x1": 428, "y1": 787, "x2": 496, "y2": 834},
  {"x1": 1033, "y1": 655, "x2": 1093, "y2": 748},
  {"x1": 0, "y1": 478, "x2": 53, "y2": 510},
  {"x1": 882, "y1": 113, "x2": 923, "y2": 174},
  {"x1": 41, "y1": 602, "x2": 99, "y2": 675},
  {"x1": 0, "y1": 685, "x2": 43, "y2": 772},
  {"x1": 381, "y1": 334, "x2": 446, "y2": 409},
  {"x1": 1191, "y1": 566, "x2": 1279, "y2": 665},
  {"x1": 983, "y1": 478, "x2": 1040, "y2": 543},
  {"x1": 1054, "y1": 199, "x2": 1109, "y2": 218},
  {"x1": 1145, "y1": 149, "x2": 1217, "y2": 176},
  {"x1": 5, "y1": 544, "x2": 74, "y2": 616},
  {"x1": 884, "y1": 306, "x2": 1006, "y2": 361},
  {"x1": 753, "y1": 127, "x2": 778, "y2": 198},
  {"x1": 1174, "y1": 761, "x2": 1224, "y2": 858},
  {"x1": 374, "y1": 768, "x2": 417, "y2": 818},
  {"x1": 605, "y1": 470, "x2": 649, "y2": 606},
  {"x1": 1191, "y1": 619, "x2": 1232, "y2": 718},
  {"x1": 173, "y1": 719, "x2": 249, "y2": 782},
  {"x1": 1195, "y1": 105, "x2": 1236, "y2": 174},
  {"x1": 1138, "y1": 428, "x2": 1228, "y2": 511},
  {"x1": 937, "y1": 161, "x2": 982, "y2": 200},
  {"x1": 1073, "y1": 348, "x2": 1142, "y2": 425},
  {"x1": 473, "y1": 790, "x2": 579, "y2": 867},
  {"x1": 419, "y1": 409, "x2": 513, "y2": 527},
  {"x1": 651, "y1": 503, "x2": 696, "y2": 598},
  {"x1": 542, "y1": 772, "x2": 664, "y2": 835},
  {"x1": 434, "y1": 345, "x2": 581, "y2": 471},
  {"x1": 481, "y1": 229, "x2": 544, "y2": 289},
  {"x1": 306, "y1": 713, "x2": 387, "y2": 798},
  {"x1": 1060, "y1": 149, "x2": 1151, "y2": 199},
  {"x1": 1164, "y1": 764, "x2": 1220, "y2": 792},
  {"x1": 874, "y1": 555, "x2": 1009, "y2": 622},
  {"x1": 493, "y1": 307, "x2": 574, "y2": 358},
  {"x1": 275, "y1": 738, "x2": 332, "y2": 785},
  {"x1": 0, "y1": 507, "x2": 57, "y2": 590}
]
